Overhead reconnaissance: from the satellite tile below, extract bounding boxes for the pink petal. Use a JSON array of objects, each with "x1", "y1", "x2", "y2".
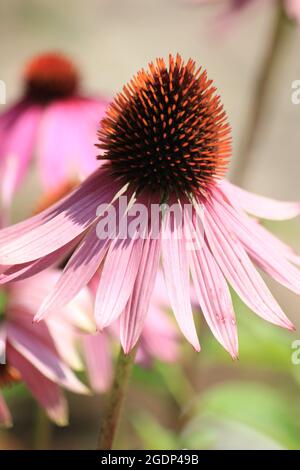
[
  {"x1": 82, "y1": 332, "x2": 113, "y2": 393},
  {"x1": 161, "y1": 207, "x2": 200, "y2": 351},
  {"x1": 188, "y1": 212, "x2": 238, "y2": 358},
  {"x1": 0, "y1": 168, "x2": 117, "y2": 264},
  {"x1": 0, "y1": 105, "x2": 42, "y2": 205},
  {"x1": 285, "y1": 0, "x2": 300, "y2": 22},
  {"x1": 220, "y1": 180, "x2": 300, "y2": 220},
  {"x1": 35, "y1": 224, "x2": 110, "y2": 321},
  {"x1": 0, "y1": 237, "x2": 80, "y2": 285},
  {"x1": 7, "y1": 345, "x2": 68, "y2": 426},
  {"x1": 95, "y1": 235, "x2": 144, "y2": 330},
  {"x1": 120, "y1": 234, "x2": 161, "y2": 353},
  {"x1": 203, "y1": 200, "x2": 294, "y2": 330},
  {"x1": 212, "y1": 189, "x2": 300, "y2": 295},
  {"x1": 7, "y1": 324, "x2": 89, "y2": 394},
  {"x1": 140, "y1": 304, "x2": 180, "y2": 363},
  {"x1": 37, "y1": 102, "x2": 73, "y2": 189}
]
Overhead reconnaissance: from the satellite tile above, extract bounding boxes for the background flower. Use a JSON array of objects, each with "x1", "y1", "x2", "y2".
[
  {"x1": 0, "y1": 52, "x2": 108, "y2": 211},
  {"x1": 0, "y1": 269, "x2": 90, "y2": 427}
]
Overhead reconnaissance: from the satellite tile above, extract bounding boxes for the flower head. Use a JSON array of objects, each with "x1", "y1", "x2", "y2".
[
  {"x1": 98, "y1": 55, "x2": 230, "y2": 198},
  {"x1": 0, "y1": 51, "x2": 108, "y2": 210},
  {"x1": 0, "y1": 54, "x2": 299, "y2": 360}
]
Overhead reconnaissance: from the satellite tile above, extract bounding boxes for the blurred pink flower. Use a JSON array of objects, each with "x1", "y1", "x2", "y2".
[
  {"x1": 0, "y1": 52, "x2": 108, "y2": 209},
  {"x1": 0, "y1": 269, "x2": 89, "y2": 427},
  {"x1": 196, "y1": 0, "x2": 300, "y2": 26},
  {"x1": 82, "y1": 272, "x2": 180, "y2": 393},
  {"x1": 0, "y1": 55, "x2": 300, "y2": 360}
]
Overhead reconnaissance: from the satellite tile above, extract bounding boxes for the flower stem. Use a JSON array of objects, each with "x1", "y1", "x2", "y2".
[
  {"x1": 232, "y1": 0, "x2": 292, "y2": 185},
  {"x1": 97, "y1": 346, "x2": 137, "y2": 450},
  {"x1": 33, "y1": 406, "x2": 52, "y2": 450}
]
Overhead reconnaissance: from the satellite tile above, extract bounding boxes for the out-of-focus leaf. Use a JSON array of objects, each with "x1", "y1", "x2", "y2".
[
  {"x1": 2, "y1": 383, "x2": 29, "y2": 401},
  {"x1": 132, "y1": 412, "x2": 179, "y2": 450},
  {"x1": 187, "y1": 382, "x2": 300, "y2": 449},
  {"x1": 155, "y1": 362, "x2": 194, "y2": 408}
]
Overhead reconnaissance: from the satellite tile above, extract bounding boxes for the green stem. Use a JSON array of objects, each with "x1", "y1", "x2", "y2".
[
  {"x1": 97, "y1": 346, "x2": 137, "y2": 450},
  {"x1": 232, "y1": 0, "x2": 292, "y2": 185},
  {"x1": 33, "y1": 406, "x2": 52, "y2": 450}
]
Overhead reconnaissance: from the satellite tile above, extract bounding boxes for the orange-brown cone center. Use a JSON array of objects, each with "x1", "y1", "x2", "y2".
[
  {"x1": 24, "y1": 52, "x2": 79, "y2": 103},
  {"x1": 97, "y1": 54, "x2": 231, "y2": 199}
]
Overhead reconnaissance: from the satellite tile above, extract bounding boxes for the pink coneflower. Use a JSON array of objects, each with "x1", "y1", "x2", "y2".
[
  {"x1": 0, "y1": 269, "x2": 89, "y2": 427},
  {"x1": 0, "y1": 52, "x2": 108, "y2": 209},
  {"x1": 195, "y1": 0, "x2": 300, "y2": 25},
  {"x1": 82, "y1": 272, "x2": 180, "y2": 393},
  {"x1": 1, "y1": 54, "x2": 300, "y2": 360}
]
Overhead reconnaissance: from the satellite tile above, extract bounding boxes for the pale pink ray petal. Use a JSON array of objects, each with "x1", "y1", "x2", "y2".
[
  {"x1": 7, "y1": 325, "x2": 89, "y2": 394},
  {"x1": 203, "y1": 202, "x2": 294, "y2": 330},
  {"x1": 35, "y1": 224, "x2": 110, "y2": 322},
  {"x1": 120, "y1": 234, "x2": 161, "y2": 353},
  {"x1": 161, "y1": 207, "x2": 200, "y2": 351},
  {"x1": 220, "y1": 180, "x2": 300, "y2": 220},
  {"x1": 0, "y1": 168, "x2": 117, "y2": 264},
  {"x1": 212, "y1": 189, "x2": 300, "y2": 295},
  {"x1": 0, "y1": 236, "x2": 80, "y2": 285},
  {"x1": 8, "y1": 305, "x2": 81, "y2": 371},
  {"x1": 0, "y1": 105, "x2": 42, "y2": 205},
  {"x1": 7, "y1": 346, "x2": 68, "y2": 426},
  {"x1": 82, "y1": 332, "x2": 113, "y2": 393},
  {"x1": 218, "y1": 184, "x2": 300, "y2": 265},
  {"x1": 0, "y1": 393, "x2": 12, "y2": 427},
  {"x1": 95, "y1": 235, "x2": 144, "y2": 330},
  {"x1": 188, "y1": 213, "x2": 238, "y2": 358}
]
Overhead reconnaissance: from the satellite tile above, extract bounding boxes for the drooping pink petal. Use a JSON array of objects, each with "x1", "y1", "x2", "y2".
[
  {"x1": 35, "y1": 223, "x2": 110, "y2": 322},
  {"x1": 203, "y1": 201, "x2": 294, "y2": 330},
  {"x1": 0, "y1": 168, "x2": 118, "y2": 264},
  {"x1": 161, "y1": 206, "x2": 200, "y2": 351},
  {"x1": 95, "y1": 235, "x2": 144, "y2": 330},
  {"x1": 82, "y1": 332, "x2": 113, "y2": 393},
  {"x1": 0, "y1": 393, "x2": 12, "y2": 428},
  {"x1": 0, "y1": 236, "x2": 80, "y2": 285},
  {"x1": 7, "y1": 345, "x2": 68, "y2": 426},
  {"x1": 120, "y1": 234, "x2": 161, "y2": 353},
  {"x1": 7, "y1": 324, "x2": 89, "y2": 394},
  {"x1": 212, "y1": 189, "x2": 300, "y2": 295},
  {"x1": 220, "y1": 180, "x2": 300, "y2": 220},
  {"x1": 187, "y1": 211, "x2": 238, "y2": 358}
]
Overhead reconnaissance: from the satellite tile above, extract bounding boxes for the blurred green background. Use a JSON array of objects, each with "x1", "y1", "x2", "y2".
[{"x1": 1, "y1": 0, "x2": 300, "y2": 450}]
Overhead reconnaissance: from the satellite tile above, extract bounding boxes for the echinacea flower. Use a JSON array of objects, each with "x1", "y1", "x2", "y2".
[
  {"x1": 1, "y1": 54, "x2": 300, "y2": 360},
  {"x1": 0, "y1": 52, "x2": 108, "y2": 209},
  {"x1": 0, "y1": 269, "x2": 89, "y2": 427},
  {"x1": 82, "y1": 272, "x2": 180, "y2": 393},
  {"x1": 195, "y1": 0, "x2": 300, "y2": 26}
]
